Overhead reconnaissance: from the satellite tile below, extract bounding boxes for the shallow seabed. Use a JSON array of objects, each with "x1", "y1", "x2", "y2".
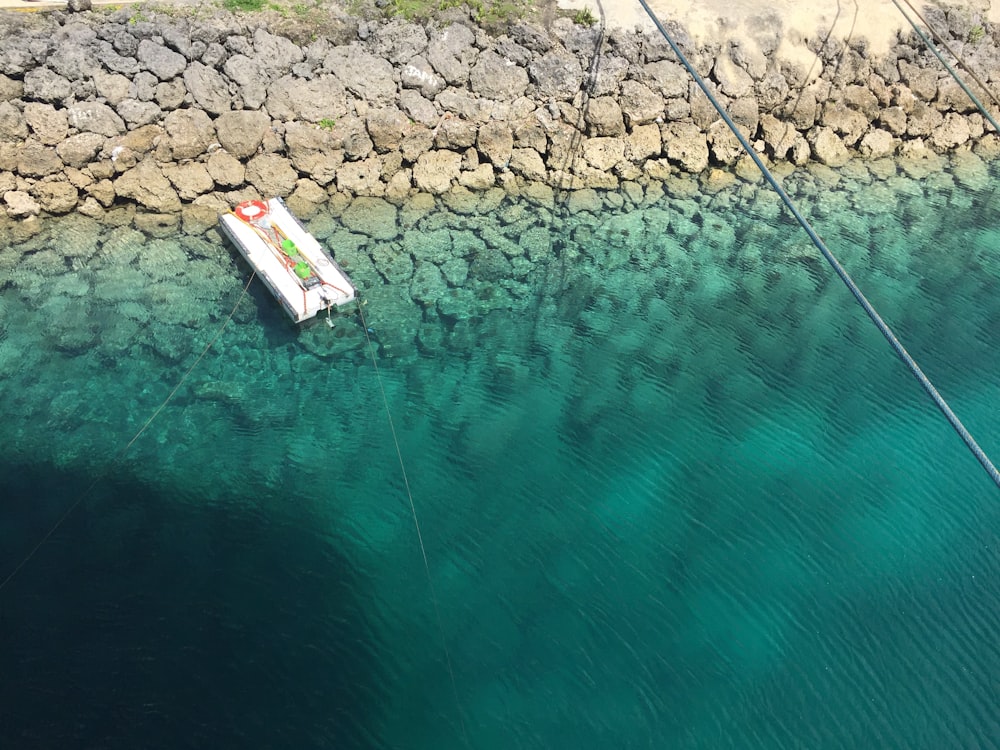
[{"x1": 3, "y1": 155, "x2": 1000, "y2": 749}]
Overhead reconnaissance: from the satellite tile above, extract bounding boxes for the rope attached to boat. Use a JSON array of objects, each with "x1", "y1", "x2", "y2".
[
  {"x1": 356, "y1": 301, "x2": 471, "y2": 746},
  {"x1": 635, "y1": 0, "x2": 1000, "y2": 490},
  {"x1": 0, "y1": 272, "x2": 257, "y2": 593}
]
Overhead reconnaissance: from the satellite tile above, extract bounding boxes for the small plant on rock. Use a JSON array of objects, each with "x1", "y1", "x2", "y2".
[
  {"x1": 968, "y1": 25, "x2": 986, "y2": 43},
  {"x1": 318, "y1": 118, "x2": 337, "y2": 130},
  {"x1": 572, "y1": 6, "x2": 596, "y2": 27}
]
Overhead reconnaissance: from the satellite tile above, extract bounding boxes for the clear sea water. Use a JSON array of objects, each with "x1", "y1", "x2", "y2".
[{"x1": 3, "y1": 155, "x2": 1000, "y2": 749}]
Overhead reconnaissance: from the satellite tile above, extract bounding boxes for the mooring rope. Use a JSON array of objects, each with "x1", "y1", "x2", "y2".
[
  {"x1": 355, "y1": 301, "x2": 470, "y2": 746},
  {"x1": 0, "y1": 272, "x2": 256, "y2": 593},
  {"x1": 890, "y1": 0, "x2": 1000, "y2": 133},
  {"x1": 635, "y1": 0, "x2": 1000, "y2": 489}
]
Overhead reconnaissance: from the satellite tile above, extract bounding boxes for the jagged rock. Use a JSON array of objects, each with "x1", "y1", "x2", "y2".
[
  {"x1": 782, "y1": 88, "x2": 818, "y2": 129},
  {"x1": 566, "y1": 187, "x2": 601, "y2": 214},
  {"x1": 162, "y1": 108, "x2": 215, "y2": 160},
  {"x1": 842, "y1": 84, "x2": 880, "y2": 119},
  {"x1": 511, "y1": 22, "x2": 551, "y2": 54},
  {"x1": 67, "y1": 0, "x2": 92, "y2": 12},
  {"x1": 619, "y1": 80, "x2": 663, "y2": 125},
  {"x1": 137, "y1": 39, "x2": 187, "y2": 82},
  {"x1": 68, "y1": 102, "x2": 126, "y2": 137},
  {"x1": 907, "y1": 101, "x2": 944, "y2": 137},
  {"x1": 265, "y1": 75, "x2": 350, "y2": 123},
  {"x1": 130, "y1": 71, "x2": 159, "y2": 103},
  {"x1": 31, "y1": 180, "x2": 78, "y2": 213},
  {"x1": 591, "y1": 54, "x2": 629, "y2": 97},
  {"x1": 706, "y1": 119, "x2": 742, "y2": 164},
  {"x1": 436, "y1": 89, "x2": 492, "y2": 122},
  {"x1": 94, "y1": 40, "x2": 140, "y2": 76},
  {"x1": 477, "y1": 121, "x2": 514, "y2": 167},
  {"x1": 582, "y1": 136, "x2": 625, "y2": 171},
  {"x1": 663, "y1": 122, "x2": 709, "y2": 173},
  {"x1": 18, "y1": 141, "x2": 63, "y2": 177},
  {"x1": 162, "y1": 162, "x2": 214, "y2": 200},
  {"x1": 413, "y1": 149, "x2": 462, "y2": 194},
  {"x1": 820, "y1": 101, "x2": 868, "y2": 145},
  {"x1": 529, "y1": 49, "x2": 584, "y2": 100},
  {"x1": 155, "y1": 80, "x2": 187, "y2": 110},
  {"x1": 0, "y1": 102, "x2": 28, "y2": 142},
  {"x1": 283, "y1": 122, "x2": 341, "y2": 184},
  {"x1": 51, "y1": 36, "x2": 99, "y2": 82},
  {"x1": 183, "y1": 62, "x2": 232, "y2": 115},
  {"x1": 879, "y1": 106, "x2": 907, "y2": 135},
  {"x1": 624, "y1": 123, "x2": 661, "y2": 161},
  {"x1": 809, "y1": 126, "x2": 849, "y2": 167},
  {"x1": 367, "y1": 107, "x2": 411, "y2": 153},
  {"x1": 215, "y1": 110, "x2": 271, "y2": 159},
  {"x1": 223, "y1": 54, "x2": 270, "y2": 109},
  {"x1": 459, "y1": 163, "x2": 495, "y2": 190},
  {"x1": 470, "y1": 51, "x2": 529, "y2": 101},
  {"x1": 427, "y1": 24, "x2": 477, "y2": 86},
  {"x1": 494, "y1": 37, "x2": 532, "y2": 67},
  {"x1": 325, "y1": 44, "x2": 397, "y2": 105},
  {"x1": 245, "y1": 153, "x2": 297, "y2": 196},
  {"x1": 899, "y1": 60, "x2": 938, "y2": 101},
  {"x1": 93, "y1": 71, "x2": 131, "y2": 105},
  {"x1": 435, "y1": 115, "x2": 478, "y2": 149},
  {"x1": 56, "y1": 133, "x2": 105, "y2": 168},
  {"x1": 858, "y1": 128, "x2": 896, "y2": 158},
  {"x1": 0, "y1": 74, "x2": 24, "y2": 102},
  {"x1": 206, "y1": 150, "x2": 245, "y2": 188},
  {"x1": 371, "y1": 19, "x2": 428, "y2": 64},
  {"x1": 931, "y1": 112, "x2": 971, "y2": 151},
  {"x1": 756, "y1": 70, "x2": 790, "y2": 111},
  {"x1": 399, "y1": 90, "x2": 439, "y2": 129},
  {"x1": 584, "y1": 97, "x2": 625, "y2": 136},
  {"x1": 341, "y1": 196, "x2": 398, "y2": 240},
  {"x1": 22, "y1": 68, "x2": 72, "y2": 103},
  {"x1": 4, "y1": 190, "x2": 40, "y2": 218},
  {"x1": 337, "y1": 157, "x2": 382, "y2": 195},
  {"x1": 23, "y1": 103, "x2": 68, "y2": 146},
  {"x1": 712, "y1": 55, "x2": 754, "y2": 98},
  {"x1": 759, "y1": 113, "x2": 798, "y2": 159},
  {"x1": 252, "y1": 28, "x2": 304, "y2": 74},
  {"x1": 936, "y1": 78, "x2": 977, "y2": 114},
  {"x1": 509, "y1": 148, "x2": 547, "y2": 181},
  {"x1": 85, "y1": 178, "x2": 115, "y2": 206},
  {"x1": 116, "y1": 99, "x2": 163, "y2": 128},
  {"x1": 114, "y1": 159, "x2": 181, "y2": 212},
  {"x1": 401, "y1": 56, "x2": 446, "y2": 99}
]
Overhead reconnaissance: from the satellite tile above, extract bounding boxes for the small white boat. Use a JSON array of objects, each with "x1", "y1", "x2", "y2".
[{"x1": 220, "y1": 198, "x2": 357, "y2": 323}]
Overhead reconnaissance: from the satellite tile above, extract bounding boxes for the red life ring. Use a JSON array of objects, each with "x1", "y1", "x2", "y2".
[{"x1": 235, "y1": 200, "x2": 268, "y2": 223}]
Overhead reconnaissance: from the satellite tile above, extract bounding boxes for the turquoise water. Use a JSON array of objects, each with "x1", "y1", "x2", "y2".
[{"x1": 3, "y1": 156, "x2": 1000, "y2": 748}]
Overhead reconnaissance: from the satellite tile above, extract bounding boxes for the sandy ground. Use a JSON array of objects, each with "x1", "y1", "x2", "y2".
[
  {"x1": 0, "y1": 0, "x2": 995, "y2": 61},
  {"x1": 559, "y1": 0, "x2": 1000, "y2": 56}
]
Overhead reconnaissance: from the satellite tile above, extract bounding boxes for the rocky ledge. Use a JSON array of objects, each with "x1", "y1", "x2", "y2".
[{"x1": 1, "y1": 2, "x2": 1000, "y2": 228}]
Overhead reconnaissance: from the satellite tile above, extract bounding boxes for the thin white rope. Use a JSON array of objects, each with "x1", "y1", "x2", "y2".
[{"x1": 356, "y1": 301, "x2": 470, "y2": 746}]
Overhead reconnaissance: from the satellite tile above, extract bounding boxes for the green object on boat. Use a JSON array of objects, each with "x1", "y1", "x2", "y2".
[
  {"x1": 294, "y1": 262, "x2": 311, "y2": 279},
  {"x1": 281, "y1": 239, "x2": 296, "y2": 253}
]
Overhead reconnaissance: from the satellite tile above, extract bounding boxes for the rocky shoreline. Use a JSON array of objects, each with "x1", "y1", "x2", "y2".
[{"x1": 1, "y1": 2, "x2": 1000, "y2": 232}]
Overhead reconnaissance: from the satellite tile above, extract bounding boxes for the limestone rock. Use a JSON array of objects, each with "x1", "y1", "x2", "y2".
[
  {"x1": 265, "y1": 75, "x2": 350, "y2": 123},
  {"x1": 22, "y1": 68, "x2": 72, "y2": 103},
  {"x1": 371, "y1": 19, "x2": 428, "y2": 64},
  {"x1": 931, "y1": 112, "x2": 971, "y2": 151},
  {"x1": 509, "y1": 148, "x2": 547, "y2": 181},
  {"x1": 858, "y1": 128, "x2": 896, "y2": 159},
  {"x1": 413, "y1": 149, "x2": 462, "y2": 194},
  {"x1": 625, "y1": 123, "x2": 661, "y2": 162},
  {"x1": 116, "y1": 99, "x2": 163, "y2": 128},
  {"x1": 137, "y1": 39, "x2": 188, "y2": 82},
  {"x1": 401, "y1": 56, "x2": 446, "y2": 99},
  {"x1": 0, "y1": 101, "x2": 28, "y2": 142},
  {"x1": 114, "y1": 159, "x2": 182, "y2": 212},
  {"x1": 529, "y1": 49, "x2": 584, "y2": 100},
  {"x1": 713, "y1": 55, "x2": 754, "y2": 98},
  {"x1": 4, "y1": 190, "x2": 40, "y2": 218},
  {"x1": 206, "y1": 150, "x2": 245, "y2": 188},
  {"x1": 619, "y1": 80, "x2": 663, "y2": 126},
  {"x1": 821, "y1": 101, "x2": 868, "y2": 145},
  {"x1": 0, "y1": 74, "x2": 24, "y2": 102},
  {"x1": 899, "y1": 61, "x2": 938, "y2": 101},
  {"x1": 470, "y1": 51, "x2": 529, "y2": 101},
  {"x1": 245, "y1": 153, "x2": 298, "y2": 197},
  {"x1": 809, "y1": 127, "x2": 850, "y2": 167},
  {"x1": 341, "y1": 196, "x2": 399, "y2": 240},
  {"x1": 477, "y1": 121, "x2": 514, "y2": 167},
  {"x1": 163, "y1": 162, "x2": 214, "y2": 200},
  {"x1": 663, "y1": 122, "x2": 709, "y2": 173},
  {"x1": 31, "y1": 180, "x2": 78, "y2": 214},
  {"x1": 584, "y1": 97, "x2": 625, "y2": 137},
  {"x1": 591, "y1": 54, "x2": 629, "y2": 97},
  {"x1": 252, "y1": 28, "x2": 304, "y2": 74},
  {"x1": 907, "y1": 101, "x2": 944, "y2": 137},
  {"x1": 224, "y1": 54, "x2": 270, "y2": 110},
  {"x1": 459, "y1": 162, "x2": 495, "y2": 190},
  {"x1": 68, "y1": 102, "x2": 126, "y2": 137},
  {"x1": 184, "y1": 62, "x2": 233, "y2": 115},
  {"x1": 56, "y1": 132, "x2": 106, "y2": 168},
  {"x1": 18, "y1": 141, "x2": 64, "y2": 177},
  {"x1": 283, "y1": 123, "x2": 341, "y2": 184},
  {"x1": 325, "y1": 44, "x2": 397, "y2": 106},
  {"x1": 367, "y1": 107, "x2": 411, "y2": 153},
  {"x1": 427, "y1": 24, "x2": 477, "y2": 86},
  {"x1": 93, "y1": 72, "x2": 132, "y2": 106},
  {"x1": 337, "y1": 157, "x2": 383, "y2": 196},
  {"x1": 215, "y1": 110, "x2": 271, "y2": 159},
  {"x1": 163, "y1": 108, "x2": 216, "y2": 160}
]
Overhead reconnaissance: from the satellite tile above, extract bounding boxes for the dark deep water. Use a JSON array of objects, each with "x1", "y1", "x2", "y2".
[{"x1": 3, "y1": 158, "x2": 1000, "y2": 748}]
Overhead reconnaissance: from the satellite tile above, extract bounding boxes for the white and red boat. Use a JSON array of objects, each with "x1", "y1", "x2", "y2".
[{"x1": 220, "y1": 198, "x2": 357, "y2": 323}]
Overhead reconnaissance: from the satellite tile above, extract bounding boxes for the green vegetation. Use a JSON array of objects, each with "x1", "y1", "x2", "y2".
[
  {"x1": 223, "y1": 0, "x2": 266, "y2": 11},
  {"x1": 318, "y1": 118, "x2": 337, "y2": 130},
  {"x1": 571, "y1": 6, "x2": 596, "y2": 27},
  {"x1": 383, "y1": 0, "x2": 530, "y2": 25},
  {"x1": 968, "y1": 25, "x2": 986, "y2": 44}
]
